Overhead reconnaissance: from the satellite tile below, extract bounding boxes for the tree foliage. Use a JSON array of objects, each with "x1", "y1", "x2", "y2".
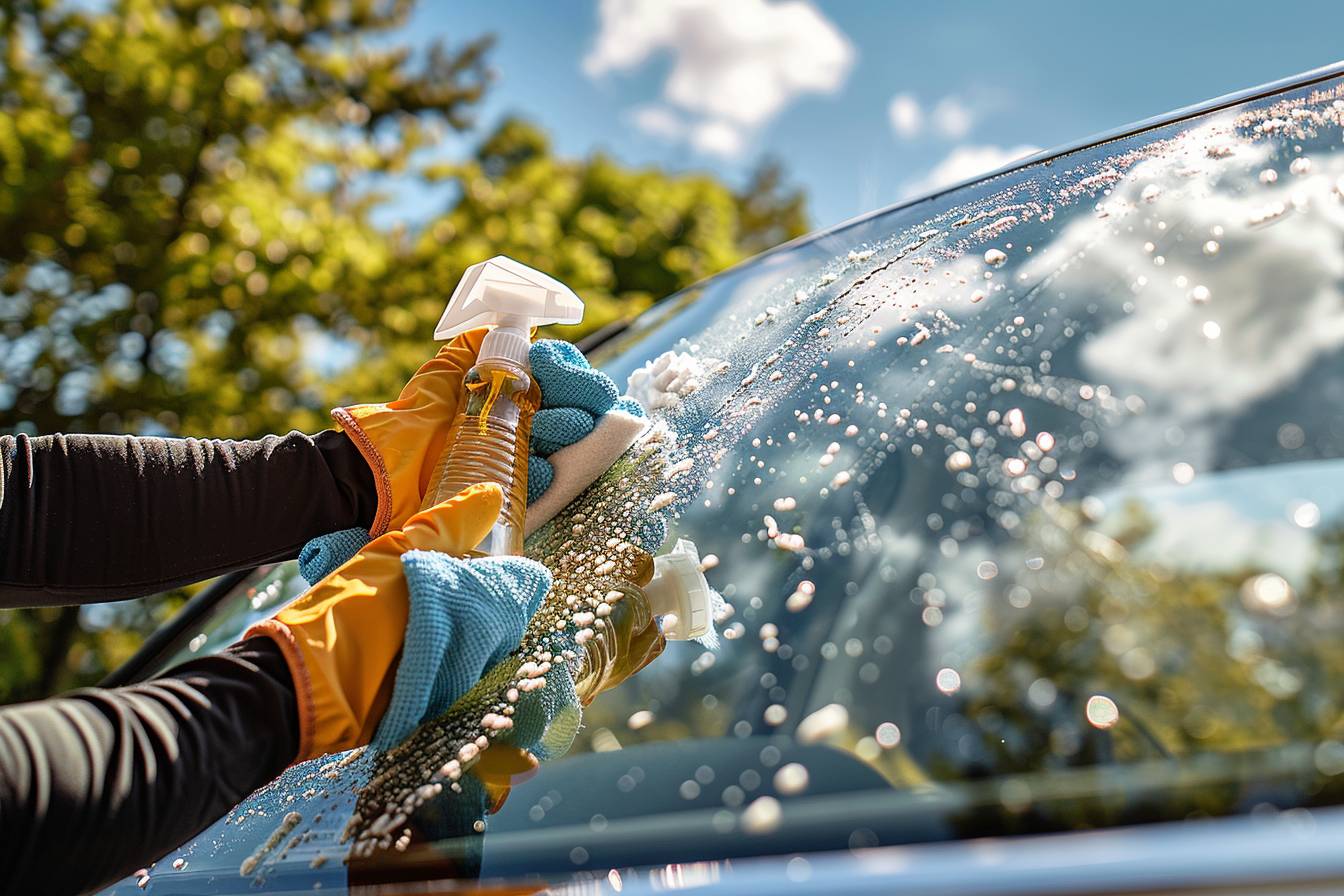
[
  {"x1": 960, "y1": 502, "x2": 1344, "y2": 781},
  {"x1": 0, "y1": 0, "x2": 809, "y2": 697}
]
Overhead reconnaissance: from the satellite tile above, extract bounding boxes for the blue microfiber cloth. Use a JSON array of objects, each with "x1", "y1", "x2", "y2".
[
  {"x1": 526, "y1": 454, "x2": 554, "y2": 505},
  {"x1": 298, "y1": 527, "x2": 371, "y2": 584},
  {"x1": 531, "y1": 406, "x2": 596, "y2": 456},
  {"x1": 613, "y1": 396, "x2": 646, "y2": 417},
  {"x1": 371, "y1": 552, "x2": 550, "y2": 750},
  {"x1": 530, "y1": 340, "x2": 619, "y2": 414},
  {"x1": 635, "y1": 514, "x2": 668, "y2": 556}
]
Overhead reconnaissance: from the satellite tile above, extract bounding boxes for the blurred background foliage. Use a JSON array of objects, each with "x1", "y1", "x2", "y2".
[{"x1": 0, "y1": 0, "x2": 809, "y2": 701}]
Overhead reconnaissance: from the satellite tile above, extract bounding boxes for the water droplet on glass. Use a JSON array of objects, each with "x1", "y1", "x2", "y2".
[
  {"x1": 1290, "y1": 501, "x2": 1321, "y2": 528},
  {"x1": 875, "y1": 722, "x2": 901, "y2": 748},
  {"x1": 1085, "y1": 695, "x2": 1119, "y2": 729},
  {"x1": 935, "y1": 667, "x2": 962, "y2": 695},
  {"x1": 741, "y1": 796, "x2": 782, "y2": 834},
  {"x1": 1277, "y1": 423, "x2": 1306, "y2": 450},
  {"x1": 796, "y1": 703, "x2": 848, "y2": 743},
  {"x1": 774, "y1": 763, "x2": 809, "y2": 795},
  {"x1": 1241, "y1": 572, "x2": 1296, "y2": 616},
  {"x1": 946, "y1": 450, "x2": 972, "y2": 472}
]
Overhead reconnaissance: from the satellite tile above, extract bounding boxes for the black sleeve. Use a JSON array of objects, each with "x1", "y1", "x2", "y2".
[
  {"x1": 0, "y1": 430, "x2": 377, "y2": 607},
  {"x1": 0, "y1": 637, "x2": 300, "y2": 894}
]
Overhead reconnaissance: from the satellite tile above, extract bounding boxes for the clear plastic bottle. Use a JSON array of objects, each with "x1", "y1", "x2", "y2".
[
  {"x1": 423, "y1": 256, "x2": 584, "y2": 556},
  {"x1": 573, "y1": 558, "x2": 655, "y2": 703},
  {"x1": 424, "y1": 357, "x2": 538, "y2": 556},
  {"x1": 573, "y1": 538, "x2": 714, "y2": 701}
]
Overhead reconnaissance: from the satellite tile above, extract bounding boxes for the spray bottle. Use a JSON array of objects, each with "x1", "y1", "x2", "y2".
[
  {"x1": 422, "y1": 256, "x2": 583, "y2": 556},
  {"x1": 427, "y1": 256, "x2": 715, "y2": 660},
  {"x1": 573, "y1": 537, "x2": 713, "y2": 701}
]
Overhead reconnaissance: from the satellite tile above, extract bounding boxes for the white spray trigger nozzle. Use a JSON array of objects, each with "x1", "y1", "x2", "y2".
[
  {"x1": 434, "y1": 255, "x2": 584, "y2": 341},
  {"x1": 645, "y1": 538, "x2": 713, "y2": 640}
]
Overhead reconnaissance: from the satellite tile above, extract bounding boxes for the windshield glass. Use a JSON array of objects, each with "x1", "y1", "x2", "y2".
[{"x1": 114, "y1": 71, "x2": 1344, "y2": 892}]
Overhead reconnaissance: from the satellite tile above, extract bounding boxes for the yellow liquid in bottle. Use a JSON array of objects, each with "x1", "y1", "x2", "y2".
[
  {"x1": 424, "y1": 359, "x2": 538, "y2": 556},
  {"x1": 573, "y1": 551, "x2": 656, "y2": 702}
]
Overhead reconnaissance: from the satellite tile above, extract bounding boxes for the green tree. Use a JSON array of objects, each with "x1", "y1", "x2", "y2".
[
  {"x1": 733, "y1": 157, "x2": 810, "y2": 256},
  {"x1": 0, "y1": 1, "x2": 809, "y2": 698}
]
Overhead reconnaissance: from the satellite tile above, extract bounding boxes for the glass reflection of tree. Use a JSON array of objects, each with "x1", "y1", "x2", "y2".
[{"x1": 961, "y1": 501, "x2": 1344, "y2": 780}]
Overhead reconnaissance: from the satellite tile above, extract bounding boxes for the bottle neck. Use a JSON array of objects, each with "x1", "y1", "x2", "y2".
[{"x1": 478, "y1": 322, "x2": 531, "y2": 368}]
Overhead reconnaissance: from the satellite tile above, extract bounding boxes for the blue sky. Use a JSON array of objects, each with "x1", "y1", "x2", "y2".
[{"x1": 391, "y1": 0, "x2": 1344, "y2": 233}]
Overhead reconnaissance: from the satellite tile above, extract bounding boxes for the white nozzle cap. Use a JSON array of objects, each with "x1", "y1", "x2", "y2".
[
  {"x1": 645, "y1": 538, "x2": 713, "y2": 640},
  {"x1": 434, "y1": 256, "x2": 584, "y2": 347}
]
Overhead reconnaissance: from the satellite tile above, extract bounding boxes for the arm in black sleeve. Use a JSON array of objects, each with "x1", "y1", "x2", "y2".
[
  {"x1": 0, "y1": 430, "x2": 377, "y2": 607},
  {"x1": 0, "y1": 637, "x2": 300, "y2": 894}
]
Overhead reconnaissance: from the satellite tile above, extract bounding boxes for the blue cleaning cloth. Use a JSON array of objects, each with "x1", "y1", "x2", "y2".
[
  {"x1": 371, "y1": 552, "x2": 551, "y2": 750},
  {"x1": 530, "y1": 340, "x2": 619, "y2": 414},
  {"x1": 504, "y1": 658, "x2": 582, "y2": 761},
  {"x1": 525, "y1": 339, "x2": 644, "y2": 502},
  {"x1": 296, "y1": 527, "x2": 371, "y2": 585},
  {"x1": 296, "y1": 528, "x2": 582, "y2": 769},
  {"x1": 531, "y1": 406, "x2": 595, "y2": 456},
  {"x1": 526, "y1": 454, "x2": 554, "y2": 505},
  {"x1": 634, "y1": 514, "x2": 667, "y2": 556},
  {"x1": 613, "y1": 396, "x2": 646, "y2": 417}
]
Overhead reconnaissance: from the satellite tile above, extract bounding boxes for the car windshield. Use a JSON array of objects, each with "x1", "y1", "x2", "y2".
[{"x1": 113, "y1": 70, "x2": 1344, "y2": 892}]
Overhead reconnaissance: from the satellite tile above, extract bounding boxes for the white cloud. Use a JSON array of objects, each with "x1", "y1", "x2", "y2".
[
  {"x1": 932, "y1": 96, "x2": 973, "y2": 140},
  {"x1": 1018, "y1": 122, "x2": 1344, "y2": 481},
  {"x1": 691, "y1": 119, "x2": 746, "y2": 157},
  {"x1": 585, "y1": 0, "x2": 855, "y2": 158},
  {"x1": 1130, "y1": 500, "x2": 1317, "y2": 586},
  {"x1": 631, "y1": 104, "x2": 686, "y2": 141},
  {"x1": 888, "y1": 93, "x2": 922, "y2": 139},
  {"x1": 888, "y1": 93, "x2": 975, "y2": 142},
  {"x1": 903, "y1": 143, "x2": 1041, "y2": 196}
]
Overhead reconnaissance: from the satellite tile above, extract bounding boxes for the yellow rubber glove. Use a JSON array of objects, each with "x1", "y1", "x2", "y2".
[
  {"x1": 333, "y1": 329, "x2": 493, "y2": 536},
  {"x1": 475, "y1": 745, "x2": 540, "y2": 814},
  {"x1": 247, "y1": 484, "x2": 503, "y2": 763}
]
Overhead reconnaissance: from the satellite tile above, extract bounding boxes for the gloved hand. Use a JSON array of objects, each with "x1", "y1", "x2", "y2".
[
  {"x1": 334, "y1": 335, "x2": 641, "y2": 534},
  {"x1": 332, "y1": 328, "x2": 492, "y2": 537},
  {"x1": 526, "y1": 339, "x2": 646, "y2": 502},
  {"x1": 372, "y1": 549, "x2": 549, "y2": 749},
  {"x1": 247, "y1": 484, "x2": 549, "y2": 763}
]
